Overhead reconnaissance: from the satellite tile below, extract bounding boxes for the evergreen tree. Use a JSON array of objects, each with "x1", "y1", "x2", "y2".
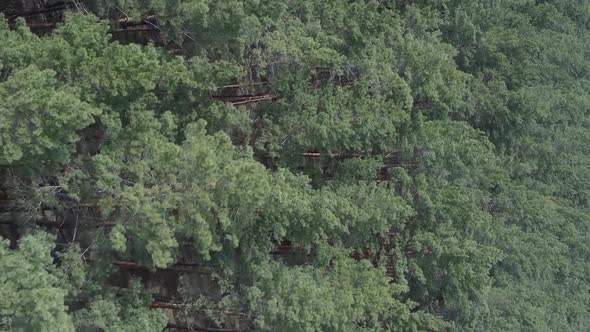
[{"x1": 1, "y1": 0, "x2": 590, "y2": 330}]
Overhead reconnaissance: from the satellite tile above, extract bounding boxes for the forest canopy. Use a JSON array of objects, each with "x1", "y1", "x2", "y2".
[{"x1": 1, "y1": 0, "x2": 589, "y2": 331}]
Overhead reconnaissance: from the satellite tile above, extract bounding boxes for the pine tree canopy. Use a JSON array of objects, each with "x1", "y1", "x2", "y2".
[{"x1": 1, "y1": 0, "x2": 590, "y2": 331}]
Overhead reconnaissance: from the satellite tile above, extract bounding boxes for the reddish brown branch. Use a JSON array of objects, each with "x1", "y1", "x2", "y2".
[
  {"x1": 165, "y1": 323, "x2": 237, "y2": 332},
  {"x1": 109, "y1": 27, "x2": 159, "y2": 34},
  {"x1": 214, "y1": 81, "x2": 269, "y2": 89},
  {"x1": 211, "y1": 94, "x2": 276, "y2": 105},
  {"x1": 117, "y1": 16, "x2": 157, "y2": 27},
  {"x1": 26, "y1": 23, "x2": 57, "y2": 30}
]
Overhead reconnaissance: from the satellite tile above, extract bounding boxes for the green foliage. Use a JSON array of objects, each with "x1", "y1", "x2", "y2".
[
  {"x1": 0, "y1": 65, "x2": 99, "y2": 164},
  {"x1": 74, "y1": 281, "x2": 167, "y2": 332},
  {"x1": 247, "y1": 253, "x2": 440, "y2": 332},
  {"x1": 0, "y1": 233, "x2": 75, "y2": 331},
  {"x1": 2, "y1": 0, "x2": 590, "y2": 330}
]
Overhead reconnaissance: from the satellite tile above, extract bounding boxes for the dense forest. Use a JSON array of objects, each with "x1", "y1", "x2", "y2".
[{"x1": 1, "y1": 0, "x2": 589, "y2": 331}]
